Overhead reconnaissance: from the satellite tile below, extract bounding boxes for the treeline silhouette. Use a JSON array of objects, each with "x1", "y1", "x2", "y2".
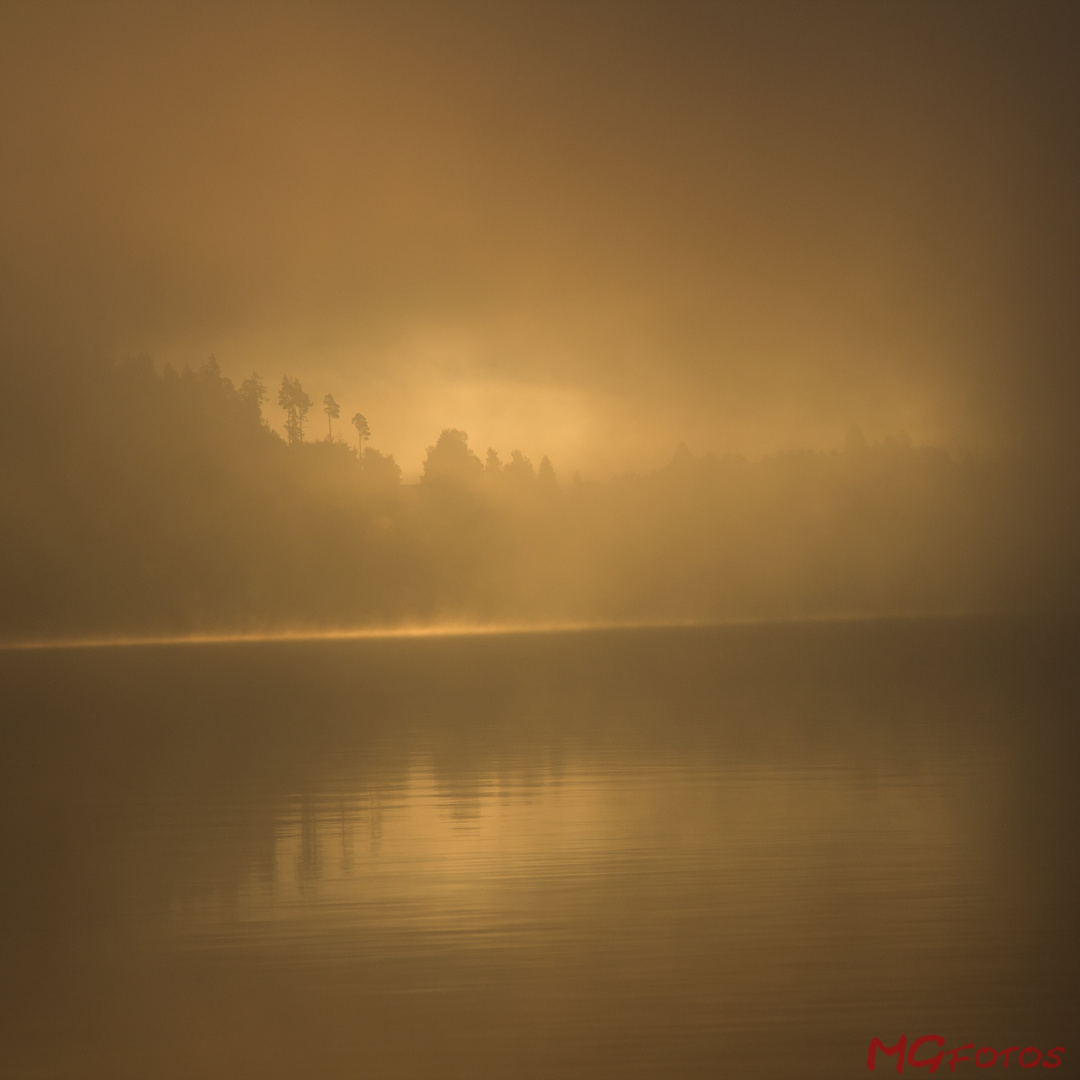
[{"x1": 0, "y1": 354, "x2": 1073, "y2": 640}]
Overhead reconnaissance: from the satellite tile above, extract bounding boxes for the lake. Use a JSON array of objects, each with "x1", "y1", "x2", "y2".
[{"x1": 1, "y1": 618, "x2": 1076, "y2": 1078}]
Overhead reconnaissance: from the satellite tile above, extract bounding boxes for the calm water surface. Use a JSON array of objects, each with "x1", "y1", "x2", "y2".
[{"x1": 1, "y1": 619, "x2": 1077, "y2": 1078}]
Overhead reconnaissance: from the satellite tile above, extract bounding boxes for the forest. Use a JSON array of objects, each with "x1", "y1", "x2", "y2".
[{"x1": 1, "y1": 353, "x2": 1074, "y2": 641}]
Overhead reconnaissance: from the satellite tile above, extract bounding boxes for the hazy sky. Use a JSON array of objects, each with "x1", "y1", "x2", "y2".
[{"x1": 2, "y1": 1, "x2": 1077, "y2": 475}]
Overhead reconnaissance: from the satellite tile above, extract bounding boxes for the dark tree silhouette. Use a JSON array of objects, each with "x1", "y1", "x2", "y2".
[
  {"x1": 278, "y1": 376, "x2": 312, "y2": 445},
  {"x1": 421, "y1": 429, "x2": 484, "y2": 484},
  {"x1": 351, "y1": 412, "x2": 370, "y2": 462},
  {"x1": 240, "y1": 372, "x2": 267, "y2": 416},
  {"x1": 505, "y1": 449, "x2": 535, "y2": 486},
  {"x1": 538, "y1": 455, "x2": 557, "y2": 491},
  {"x1": 324, "y1": 393, "x2": 340, "y2": 438}
]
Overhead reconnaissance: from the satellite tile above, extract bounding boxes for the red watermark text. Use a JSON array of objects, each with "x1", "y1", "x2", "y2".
[{"x1": 868, "y1": 1036, "x2": 1065, "y2": 1072}]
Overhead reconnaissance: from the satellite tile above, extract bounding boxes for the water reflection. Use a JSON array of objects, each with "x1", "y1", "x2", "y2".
[
  {"x1": 172, "y1": 759, "x2": 979, "y2": 962},
  {"x1": 1, "y1": 619, "x2": 1077, "y2": 1079}
]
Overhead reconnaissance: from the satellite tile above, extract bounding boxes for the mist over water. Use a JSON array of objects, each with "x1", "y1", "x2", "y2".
[{"x1": 1, "y1": 4, "x2": 1078, "y2": 1076}]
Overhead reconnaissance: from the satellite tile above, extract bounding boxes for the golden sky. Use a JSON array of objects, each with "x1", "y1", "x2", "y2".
[{"x1": 2, "y1": 1, "x2": 1077, "y2": 475}]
